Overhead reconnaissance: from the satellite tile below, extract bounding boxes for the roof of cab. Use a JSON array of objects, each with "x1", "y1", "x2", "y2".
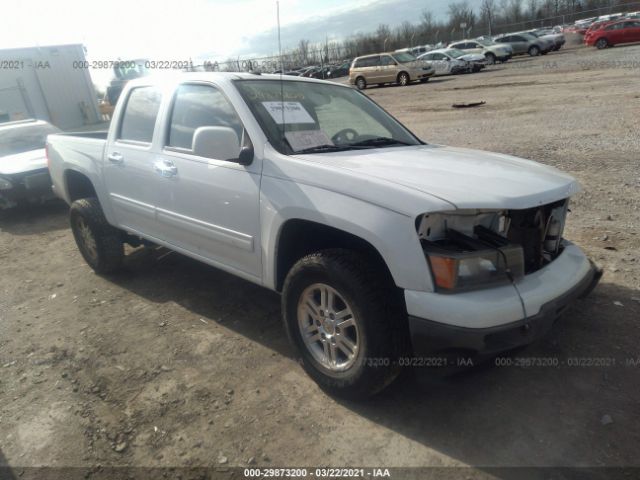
[{"x1": 126, "y1": 71, "x2": 352, "y2": 88}]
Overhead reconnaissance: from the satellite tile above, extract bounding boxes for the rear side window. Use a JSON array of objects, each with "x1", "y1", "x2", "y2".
[
  {"x1": 119, "y1": 87, "x2": 162, "y2": 143},
  {"x1": 354, "y1": 56, "x2": 380, "y2": 68},
  {"x1": 167, "y1": 84, "x2": 243, "y2": 154}
]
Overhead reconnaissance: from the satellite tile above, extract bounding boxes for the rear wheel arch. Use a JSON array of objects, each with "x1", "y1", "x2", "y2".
[
  {"x1": 65, "y1": 170, "x2": 97, "y2": 202},
  {"x1": 274, "y1": 219, "x2": 396, "y2": 294}
]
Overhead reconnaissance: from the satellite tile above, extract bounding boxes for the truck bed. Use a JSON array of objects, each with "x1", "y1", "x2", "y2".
[{"x1": 47, "y1": 132, "x2": 108, "y2": 204}]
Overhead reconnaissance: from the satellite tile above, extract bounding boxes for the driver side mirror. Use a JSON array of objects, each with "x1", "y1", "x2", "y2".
[{"x1": 192, "y1": 126, "x2": 253, "y2": 165}]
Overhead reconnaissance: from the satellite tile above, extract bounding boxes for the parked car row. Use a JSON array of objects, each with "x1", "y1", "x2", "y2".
[{"x1": 274, "y1": 61, "x2": 355, "y2": 80}]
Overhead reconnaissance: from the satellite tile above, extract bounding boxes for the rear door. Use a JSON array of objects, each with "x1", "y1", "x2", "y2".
[
  {"x1": 154, "y1": 82, "x2": 262, "y2": 280},
  {"x1": 103, "y1": 86, "x2": 165, "y2": 239},
  {"x1": 623, "y1": 20, "x2": 640, "y2": 42}
]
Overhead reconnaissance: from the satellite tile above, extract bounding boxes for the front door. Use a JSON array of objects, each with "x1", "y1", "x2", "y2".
[{"x1": 155, "y1": 83, "x2": 262, "y2": 280}]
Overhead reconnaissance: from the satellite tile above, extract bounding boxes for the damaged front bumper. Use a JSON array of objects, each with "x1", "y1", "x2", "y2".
[{"x1": 405, "y1": 241, "x2": 602, "y2": 357}]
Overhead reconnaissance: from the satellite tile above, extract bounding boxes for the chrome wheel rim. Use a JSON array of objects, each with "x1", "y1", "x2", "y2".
[
  {"x1": 77, "y1": 217, "x2": 98, "y2": 262},
  {"x1": 357, "y1": 78, "x2": 365, "y2": 89},
  {"x1": 399, "y1": 74, "x2": 408, "y2": 85},
  {"x1": 297, "y1": 283, "x2": 360, "y2": 372}
]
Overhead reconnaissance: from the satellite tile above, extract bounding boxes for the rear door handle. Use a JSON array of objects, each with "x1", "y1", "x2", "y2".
[
  {"x1": 154, "y1": 159, "x2": 178, "y2": 178},
  {"x1": 108, "y1": 152, "x2": 124, "y2": 164}
]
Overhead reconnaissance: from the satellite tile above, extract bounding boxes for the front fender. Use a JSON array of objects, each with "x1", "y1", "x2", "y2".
[{"x1": 260, "y1": 175, "x2": 434, "y2": 292}]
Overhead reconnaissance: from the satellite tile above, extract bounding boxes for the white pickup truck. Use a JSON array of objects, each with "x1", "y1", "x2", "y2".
[{"x1": 47, "y1": 73, "x2": 601, "y2": 398}]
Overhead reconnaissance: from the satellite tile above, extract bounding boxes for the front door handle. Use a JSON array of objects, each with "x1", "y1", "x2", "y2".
[
  {"x1": 154, "y1": 159, "x2": 178, "y2": 178},
  {"x1": 108, "y1": 152, "x2": 124, "y2": 164}
]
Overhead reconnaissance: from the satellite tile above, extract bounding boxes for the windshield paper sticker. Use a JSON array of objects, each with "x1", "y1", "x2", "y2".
[
  {"x1": 262, "y1": 101, "x2": 315, "y2": 124},
  {"x1": 285, "y1": 130, "x2": 333, "y2": 152}
]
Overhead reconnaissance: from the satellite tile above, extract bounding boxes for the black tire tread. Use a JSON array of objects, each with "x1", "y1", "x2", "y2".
[
  {"x1": 70, "y1": 197, "x2": 124, "y2": 274},
  {"x1": 282, "y1": 248, "x2": 407, "y2": 399}
]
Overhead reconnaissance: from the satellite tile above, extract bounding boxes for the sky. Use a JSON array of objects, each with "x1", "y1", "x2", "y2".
[{"x1": 2, "y1": 0, "x2": 452, "y2": 86}]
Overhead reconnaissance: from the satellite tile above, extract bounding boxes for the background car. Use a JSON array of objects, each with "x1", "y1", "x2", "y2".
[
  {"x1": 327, "y1": 62, "x2": 351, "y2": 78},
  {"x1": 529, "y1": 29, "x2": 566, "y2": 50},
  {"x1": 585, "y1": 19, "x2": 640, "y2": 49},
  {"x1": 349, "y1": 52, "x2": 435, "y2": 89},
  {"x1": 0, "y1": 119, "x2": 61, "y2": 209},
  {"x1": 418, "y1": 49, "x2": 470, "y2": 75},
  {"x1": 494, "y1": 32, "x2": 553, "y2": 56},
  {"x1": 449, "y1": 39, "x2": 513, "y2": 64}
]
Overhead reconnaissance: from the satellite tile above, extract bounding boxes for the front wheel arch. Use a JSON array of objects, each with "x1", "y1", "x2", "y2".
[{"x1": 274, "y1": 219, "x2": 395, "y2": 293}]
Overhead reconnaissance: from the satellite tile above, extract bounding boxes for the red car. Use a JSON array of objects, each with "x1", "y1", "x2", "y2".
[
  {"x1": 585, "y1": 19, "x2": 640, "y2": 49},
  {"x1": 583, "y1": 20, "x2": 615, "y2": 43}
]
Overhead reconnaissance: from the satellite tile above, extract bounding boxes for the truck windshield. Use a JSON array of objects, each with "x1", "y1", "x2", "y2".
[
  {"x1": 0, "y1": 123, "x2": 61, "y2": 157},
  {"x1": 234, "y1": 79, "x2": 422, "y2": 155}
]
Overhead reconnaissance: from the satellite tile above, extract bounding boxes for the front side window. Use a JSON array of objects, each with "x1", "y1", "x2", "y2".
[
  {"x1": 119, "y1": 87, "x2": 162, "y2": 143},
  {"x1": 381, "y1": 56, "x2": 396, "y2": 66},
  {"x1": 167, "y1": 84, "x2": 244, "y2": 157},
  {"x1": 235, "y1": 79, "x2": 421, "y2": 155}
]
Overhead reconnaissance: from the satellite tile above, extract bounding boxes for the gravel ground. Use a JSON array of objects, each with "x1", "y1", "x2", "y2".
[{"x1": 1, "y1": 44, "x2": 639, "y2": 479}]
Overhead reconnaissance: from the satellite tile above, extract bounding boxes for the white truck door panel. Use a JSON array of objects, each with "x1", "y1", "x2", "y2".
[
  {"x1": 103, "y1": 86, "x2": 164, "y2": 239},
  {"x1": 154, "y1": 83, "x2": 262, "y2": 279},
  {"x1": 155, "y1": 155, "x2": 261, "y2": 277}
]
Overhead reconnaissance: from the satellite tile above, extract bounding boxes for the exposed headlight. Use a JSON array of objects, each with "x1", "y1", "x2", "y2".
[
  {"x1": 0, "y1": 177, "x2": 13, "y2": 190},
  {"x1": 426, "y1": 244, "x2": 524, "y2": 292},
  {"x1": 420, "y1": 224, "x2": 525, "y2": 292}
]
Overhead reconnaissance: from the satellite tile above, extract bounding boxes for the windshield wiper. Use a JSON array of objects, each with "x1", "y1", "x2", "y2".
[
  {"x1": 294, "y1": 144, "x2": 353, "y2": 154},
  {"x1": 348, "y1": 137, "x2": 413, "y2": 148}
]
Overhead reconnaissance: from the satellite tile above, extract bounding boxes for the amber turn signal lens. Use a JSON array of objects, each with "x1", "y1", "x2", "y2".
[{"x1": 429, "y1": 256, "x2": 457, "y2": 290}]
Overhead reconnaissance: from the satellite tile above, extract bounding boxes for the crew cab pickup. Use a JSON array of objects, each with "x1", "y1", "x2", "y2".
[{"x1": 47, "y1": 73, "x2": 601, "y2": 398}]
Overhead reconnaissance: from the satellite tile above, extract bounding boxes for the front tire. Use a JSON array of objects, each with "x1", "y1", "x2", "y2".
[
  {"x1": 397, "y1": 72, "x2": 410, "y2": 86},
  {"x1": 528, "y1": 45, "x2": 541, "y2": 56},
  {"x1": 596, "y1": 38, "x2": 608, "y2": 50},
  {"x1": 355, "y1": 76, "x2": 367, "y2": 90},
  {"x1": 70, "y1": 197, "x2": 124, "y2": 274},
  {"x1": 282, "y1": 249, "x2": 406, "y2": 399},
  {"x1": 485, "y1": 53, "x2": 496, "y2": 65}
]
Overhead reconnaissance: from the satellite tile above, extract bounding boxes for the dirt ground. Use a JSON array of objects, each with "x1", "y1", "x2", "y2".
[{"x1": 1, "y1": 44, "x2": 639, "y2": 479}]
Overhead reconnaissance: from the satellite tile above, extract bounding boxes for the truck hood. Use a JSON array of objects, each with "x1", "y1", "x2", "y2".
[
  {"x1": 296, "y1": 144, "x2": 580, "y2": 210},
  {"x1": 0, "y1": 149, "x2": 47, "y2": 176}
]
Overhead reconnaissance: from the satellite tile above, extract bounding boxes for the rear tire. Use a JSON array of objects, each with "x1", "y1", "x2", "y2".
[
  {"x1": 528, "y1": 45, "x2": 541, "y2": 56},
  {"x1": 596, "y1": 38, "x2": 608, "y2": 50},
  {"x1": 282, "y1": 249, "x2": 407, "y2": 399},
  {"x1": 70, "y1": 197, "x2": 124, "y2": 274}
]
